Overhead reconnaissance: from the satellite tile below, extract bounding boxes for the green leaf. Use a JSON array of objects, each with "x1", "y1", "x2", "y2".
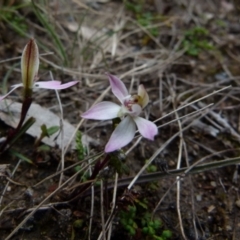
[
  {"x1": 40, "y1": 124, "x2": 48, "y2": 137},
  {"x1": 37, "y1": 145, "x2": 51, "y2": 152},
  {"x1": 161, "y1": 230, "x2": 172, "y2": 238},
  {"x1": 153, "y1": 219, "x2": 162, "y2": 229},
  {"x1": 8, "y1": 117, "x2": 36, "y2": 147},
  {"x1": 47, "y1": 126, "x2": 59, "y2": 136},
  {"x1": 9, "y1": 150, "x2": 33, "y2": 164},
  {"x1": 32, "y1": 1, "x2": 68, "y2": 66},
  {"x1": 76, "y1": 131, "x2": 87, "y2": 161}
]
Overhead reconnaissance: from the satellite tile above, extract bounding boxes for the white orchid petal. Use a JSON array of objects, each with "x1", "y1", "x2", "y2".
[
  {"x1": 107, "y1": 74, "x2": 129, "y2": 103},
  {"x1": 138, "y1": 84, "x2": 149, "y2": 108},
  {"x1": 105, "y1": 116, "x2": 136, "y2": 152},
  {"x1": 134, "y1": 117, "x2": 158, "y2": 140},
  {"x1": 34, "y1": 81, "x2": 78, "y2": 89},
  {"x1": 0, "y1": 85, "x2": 22, "y2": 101},
  {"x1": 81, "y1": 102, "x2": 121, "y2": 120}
]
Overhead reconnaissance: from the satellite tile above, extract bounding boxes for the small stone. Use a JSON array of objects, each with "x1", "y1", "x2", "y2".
[
  {"x1": 210, "y1": 181, "x2": 217, "y2": 187},
  {"x1": 226, "y1": 225, "x2": 232, "y2": 231},
  {"x1": 207, "y1": 205, "x2": 215, "y2": 213},
  {"x1": 202, "y1": 175, "x2": 206, "y2": 180},
  {"x1": 235, "y1": 199, "x2": 240, "y2": 208},
  {"x1": 196, "y1": 194, "x2": 202, "y2": 201},
  {"x1": 168, "y1": 160, "x2": 175, "y2": 167},
  {"x1": 198, "y1": 65, "x2": 206, "y2": 71}
]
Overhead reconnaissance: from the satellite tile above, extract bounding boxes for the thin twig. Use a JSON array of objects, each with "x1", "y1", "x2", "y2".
[
  {"x1": 168, "y1": 75, "x2": 187, "y2": 240},
  {"x1": 49, "y1": 71, "x2": 65, "y2": 187},
  {"x1": 107, "y1": 173, "x2": 118, "y2": 240},
  {"x1": 100, "y1": 180, "x2": 106, "y2": 240}
]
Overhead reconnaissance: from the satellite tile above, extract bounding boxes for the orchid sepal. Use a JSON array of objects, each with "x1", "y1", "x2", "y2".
[
  {"x1": 133, "y1": 117, "x2": 158, "y2": 140},
  {"x1": 34, "y1": 80, "x2": 78, "y2": 89},
  {"x1": 105, "y1": 116, "x2": 136, "y2": 152},
  {"x1": 107, "y1": 74, "x2": 129, "y2": 103},
  {"x1": 81, "y1": 102, "x2": 121, "y2": 120}
]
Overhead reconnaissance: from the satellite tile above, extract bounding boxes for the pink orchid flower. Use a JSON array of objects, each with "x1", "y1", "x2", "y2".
[
  {"x1": 81, "y1": 74, "x2": 158, "y2": 152},
  {"x1": 0, "y1": 39, "x2": 78, "y2": 101}
]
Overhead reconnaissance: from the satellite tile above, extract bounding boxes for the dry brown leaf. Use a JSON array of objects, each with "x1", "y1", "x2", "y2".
[{"x1": 0, "y1": 100, "x2": 98, "y2": 149}]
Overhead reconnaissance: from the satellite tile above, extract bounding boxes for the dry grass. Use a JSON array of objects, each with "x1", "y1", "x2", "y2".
[{"x1": 1, "y1": 0, "x2": 240, "y2": 239}]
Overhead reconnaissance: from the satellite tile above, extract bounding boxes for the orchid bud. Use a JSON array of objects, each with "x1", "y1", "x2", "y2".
[
  {"x1": 0, "y1": 39, "x2": 77, "y2": 102},
  {"x1": 21, "y1": 39, "x2": 39, "y2": 95}
]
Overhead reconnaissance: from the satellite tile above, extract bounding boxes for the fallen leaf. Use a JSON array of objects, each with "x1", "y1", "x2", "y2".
[{"x1": 0, "y1": 100, "x2": 99, "y2": 149}]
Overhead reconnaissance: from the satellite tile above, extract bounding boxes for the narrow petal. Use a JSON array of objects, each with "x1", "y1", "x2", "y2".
[
  {"x1": 81, "y1": 102, "x2": 121, "y2": 120},
  {"x1": 105, "y1": 116, "x2": 136, "y2": 152},
  {"x1": 21, "y1": 39, "x2": 39, "y2": 89},
  {"x1": 138, "y1": 84, "x2": 149, "y2": 108},
  {"x1": 33, "y1": 80, "x2": 78, "y2": 89},
  {"x1": 133, "y1": 117, "x2": 158, "y2": 140},
  {"x1": 107, "y1": 74, "x2": 129, "y2": 103},
  {"x1": 0, "y1": 85, "x2": 22, "y2": 101}
]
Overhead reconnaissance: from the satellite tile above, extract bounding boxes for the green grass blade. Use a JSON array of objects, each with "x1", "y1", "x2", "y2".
[{"x1": 32, "y1": 0, "x2": 68, "y2": 66}]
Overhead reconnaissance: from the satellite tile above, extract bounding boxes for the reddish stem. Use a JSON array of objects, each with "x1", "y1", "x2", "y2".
[
  {"x1": 0, "y1": 97, "x2": 33, "y2": 152},
  {"x1": 69, "y1": 154, "x2": 110, "y2": 203}
]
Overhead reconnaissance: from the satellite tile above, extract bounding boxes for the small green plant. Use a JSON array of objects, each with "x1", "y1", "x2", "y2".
[
  {"x1": 32, "y1": 1, "x2": 69, "y2": 66},
  {"x1": 119, "y1": 205, "x2": 138, "y2": 236},
  {"x1": 74, "y1": 131, "x2": 88, "y2": 174},
  {"x1": 182, "y1": 26, "x2": 214, "y2": 56},
  {"x1": 76, "y1": 131, "x2": 87, "y2": 161},
  {"x1": 74, "y1": 131, "x2": 91, "y2": 185},
  {"x1": 124, "y1": 0, "x2": 159, "y2": 37},
  {"x1": 119, "y1": 202, "x2": 172, "y2": 239},
  {"x1": 137, "y1": 12, "x2": 159, "y2": 37},
  {"x1": 35, "y1": 124, "x2": 60, "y2": 148},
  {"x1": 146, "y1": 160, "x2": 159, "y2": 190}
]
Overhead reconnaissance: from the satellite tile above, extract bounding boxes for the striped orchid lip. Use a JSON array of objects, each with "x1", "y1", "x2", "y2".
[
  {"x1": 0, "y1": 39, "x2": 78, "y2": 101},
  {"x1": 81, "y1": 74, "x2": 158, "y2": 152}
]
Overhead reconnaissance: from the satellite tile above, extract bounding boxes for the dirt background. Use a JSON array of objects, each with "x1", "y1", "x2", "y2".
[{"x1": 1, "y1": 0, "x2": 240, "y2": 239}]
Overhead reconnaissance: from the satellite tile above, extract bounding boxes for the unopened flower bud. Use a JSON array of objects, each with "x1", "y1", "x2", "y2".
[{"x1": 21, "y1": 38, "x2": 39, "y2": 91}]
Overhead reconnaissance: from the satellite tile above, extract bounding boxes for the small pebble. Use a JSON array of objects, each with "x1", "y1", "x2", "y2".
[
  {"x1": 168, "y1": 160, "x2": 175, "y2": 167},
  {"x1": 207, "y1": 205, "x2": 215, "y2": 213},
  {"x1": 235, "y1": 199, "x2": 240, "y2": 208},
  {"x1": 196, "y1": 194, "x2": 202, "y2": 201},
  {"x1": 210, "y1": 181, "x2": 217, "y2": 187},
  {"x1": 226, "y1": 225, "x2": 232, "y2": 231}
]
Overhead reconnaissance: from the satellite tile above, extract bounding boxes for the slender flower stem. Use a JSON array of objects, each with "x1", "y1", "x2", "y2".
[
  {"x1": 0, "y1": 97, "x2": 33, "y2": 152},
  {"x1": 69, "y1": 154, "x2": 110, "y2": 203}
]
